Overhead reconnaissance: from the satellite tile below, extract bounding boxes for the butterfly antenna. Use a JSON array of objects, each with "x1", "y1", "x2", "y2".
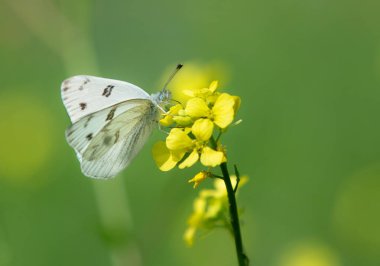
[{"x1": 162, "y1": 64, "x2": 183, "y2": 92}]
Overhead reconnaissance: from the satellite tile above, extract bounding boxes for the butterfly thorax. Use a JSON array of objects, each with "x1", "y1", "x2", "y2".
[{"x1": 151, "y1": 89, "x2": 172, "y2": 108}]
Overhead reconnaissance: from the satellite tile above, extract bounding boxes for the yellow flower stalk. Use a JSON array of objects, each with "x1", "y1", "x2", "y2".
[
  {"x1": 184, "y1": 197, "x2": 207, "y2": 246},
  {"x1": 152, "y1": 68, "x2": 248, "y2": 266},
  {"x1": 184, "y1": 176, "x2": 248, "y2": 246}
]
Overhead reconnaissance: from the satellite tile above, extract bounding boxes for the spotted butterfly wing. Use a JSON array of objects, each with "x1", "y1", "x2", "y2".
[
  {"x1": 62, "y1": 75, "x2": 151, "y2": 122},
  {"x1": 62, "y1": 75, "x2": 159, "y2": 178}
]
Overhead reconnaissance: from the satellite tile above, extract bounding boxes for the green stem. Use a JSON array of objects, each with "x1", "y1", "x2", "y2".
[
  {"x1": 233, "y1": 164, "x2": 241, "y2": 193},
  {"x1": 220, "y1": 162, "x2": 249, "y2": 266}
]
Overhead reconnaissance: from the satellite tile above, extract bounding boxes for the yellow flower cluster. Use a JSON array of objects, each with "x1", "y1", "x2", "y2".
[
  {"x1": 184, "y1": 175, "x2": 248, "y2": 246},
  {"x1": 152, "y1": 81, "x2": 240, "y2": 172}
]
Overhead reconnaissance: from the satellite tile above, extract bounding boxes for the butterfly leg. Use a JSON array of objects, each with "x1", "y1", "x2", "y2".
[
  {"x1": 157, "y1": 123, "x2": 170, "y2": 135},
  {"x1": 156, "y1": 105, "x2": 169, "y2": 115},
  {"x1": 170, "y1": 99, "x2": 182, "y2": 105}
]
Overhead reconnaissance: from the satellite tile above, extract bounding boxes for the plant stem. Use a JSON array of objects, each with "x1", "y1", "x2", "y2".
[{"x1": 220, "y1": 162, "x2": 249, "y2": 266}]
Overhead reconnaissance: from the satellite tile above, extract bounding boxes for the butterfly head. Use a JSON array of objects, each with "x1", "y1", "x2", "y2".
[
  {"x1": 151, "y1": 89, "x2": 172, "y2": 106},
  {"x1": 151, "y1": 63, "x2": 182, "y2": 110}
]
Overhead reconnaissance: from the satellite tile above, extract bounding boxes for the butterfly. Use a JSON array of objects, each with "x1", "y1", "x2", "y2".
[{"x1": 61, "y1": 64, "x2": 183, "y2": 178}]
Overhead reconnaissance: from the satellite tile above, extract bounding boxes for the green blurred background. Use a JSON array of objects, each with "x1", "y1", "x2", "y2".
[{"x1": 0, "y1": 0, "x2": 379, "y2": 265}]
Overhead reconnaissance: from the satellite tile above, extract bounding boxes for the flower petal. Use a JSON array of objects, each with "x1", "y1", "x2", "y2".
[
  {"x1": 169, "y1": 104, "x2": 183, "y2": 115},
  {"x1": 206, "y1": 93, "x2": 219, "y2": 105},
  {"x1": 209, "y1": 80, "x2": 218, "y2": 93},
  {"x1": 159, "y1": 104, "x2": 183, "y2": 127},
  {"x1": 184, "y1": 227, "x2": 196, "y2": 246},
  {"x1": 182, "y1": 89, "x2": 196, "y2": 97},
  {"x1": 185, "y1": 98, "x2": 210, "y2": 118},
  {"x1": 212, "y1": 93, "x2": 235, "y2": 128},
  {"x1": 179, "y1": 149, "x2": 199, "y2": 169},
  {"x1": 191, "y1": 118, "x2": 214, "y2": 141},
  {"x1": 204, "y1": 199, "x2": 222, "y2": 218},
  {"x1": 193, "y1": 197, "x2": 207, "y2": 214},
  {"x1": 152, "y1": 141, "x2": 178, "y2": 171},
  {"x1": 159, "y1": 115, "x2": 174, "y2": 127},
  {"x1": 232, "y1": 96, "x2": 241, "y2": 115},
  {"x1": 166, "y1": 128, "x2": 193, "y2": 150},
  {"x1": 173, "y1": 115, "x2": 193, "y2": 127},
  {"x1": 200, "y1": 147, "x2": 224, "y2": 167}
]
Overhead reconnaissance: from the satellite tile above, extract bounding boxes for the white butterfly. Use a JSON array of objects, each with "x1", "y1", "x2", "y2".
[{"x1": 61, "y1": 65, "x2": 182, "y2": 178}]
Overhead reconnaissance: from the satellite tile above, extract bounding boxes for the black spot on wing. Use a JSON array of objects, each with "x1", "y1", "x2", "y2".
[
  {"x1": 114, "y1": 130, "x2": 120, "y2": 144},
  {"x1": 79, "y1": 103, "x2": 87, "y2": 110},
  {"x1": 103, "y1": 135, "x2": 113, "y2": 146},
  {"x1": 86, "y1": 133, "x2": 93, "y2": 140},
  {"x1": 79, "y1": 78, "x2": 91, "y2": 90},
  {"x1": 63, "y1": 79, "x2": 70, "y2": 86},
  {"x1": 88, "y1": 144, "x2": 100, "y2": 160},
  {"x1": 102, "y1": 85, "x2": 115, "y2": 97},
  {"x1": 84, "y1": 115, "x2": 93, "y2": 127},
  {"x1": 106, "y1": 108, "x2": 116, "y2": 121},
  {"x1": 63, "y1": 87, "x2": 69, "y2": 91}
]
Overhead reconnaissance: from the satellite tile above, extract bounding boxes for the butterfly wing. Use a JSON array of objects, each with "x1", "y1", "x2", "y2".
[
  {"x1": 66, "y1": 99, "x2": 145, "y2": 156},
  {"x1": 66, "y1": 99, "x2": 158, "y2": 178},
  {"x1": 61, "y1": 75, "x2": 150, "y2": 123}
]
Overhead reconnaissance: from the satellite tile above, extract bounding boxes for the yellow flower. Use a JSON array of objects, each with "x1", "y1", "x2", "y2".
[
  {"x1": 212, "y1": 93, "x2": 236, "y2": 128},
  {"x1": 184, "y1": 98, "x2": 210, "y2": 118},
  {"x1": 166, "y1": 128, "x2": 193, "y2": 150},
  {"x1": 184, "y1": 175, "x2": 248, "y2": 246},
  {"x1": 192, "y1": 118, "x2": 214, "y2": 141},
  {"x1": 183, "y1": 80, "x2": 219, "y2": 99},
  {"x1": 199, "y1": 147, "x2": 224, "y2": 167},
  {"x1": 173, "y1": 117, "x2": 193, "y2": 127},
  {"x1": 152, "y1": 71, "x2": 241, "y2": 173},
  {"x1": 185, "y1": 93, "x2": 236, "y2": 129},
  {"x1": 184, "y1": 197, "x2": 206, "y2": 246},
  {"x1": 159, "y1": 104, "x2": 183, "y2": 127},
  {"x1": 152, "y1": 141, "x2": 185, "y2": 171},
  {"x1": 188, "y1": 171, "x2": 210, "y2": 188},
  {"x1": 178, "y1": 150, "x2": 199, "y2": 168},
  {"x1": 165, "y1": 120, "x2": 224, "y2": 168},
  {"x1": 184, "y1": 226, "x2": 196, "y2": 246}
]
